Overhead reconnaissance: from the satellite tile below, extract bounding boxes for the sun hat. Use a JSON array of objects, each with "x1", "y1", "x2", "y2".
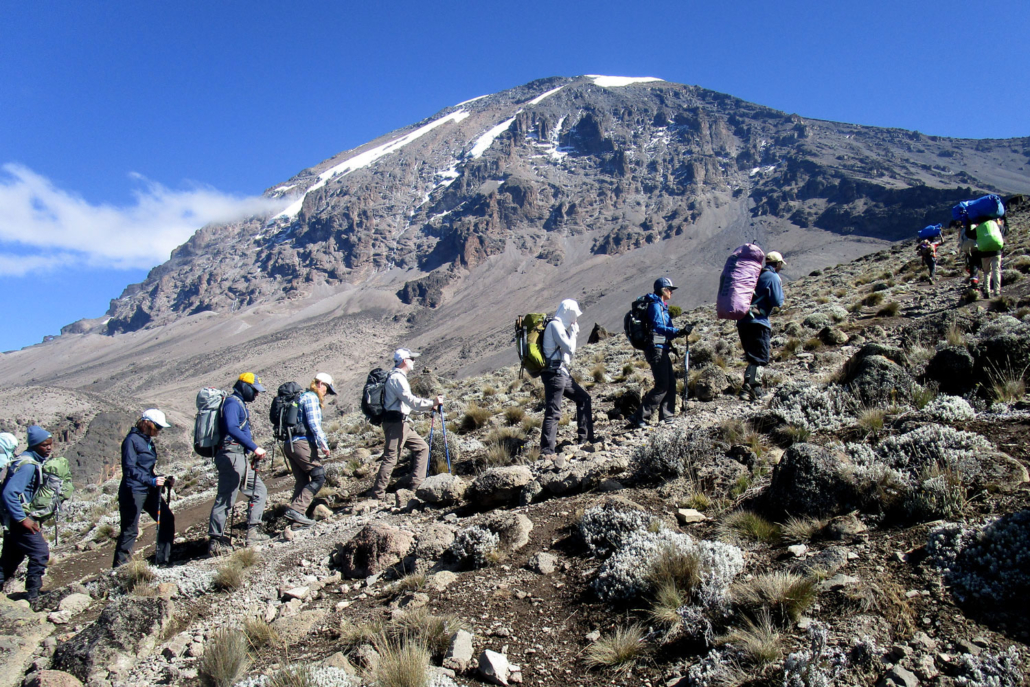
[
  {"x1": 315, "y1": 372, "x2": 338, "y2": 395},
  {"x1": 142, "y1": 409, "x2": 171, "y2": 428},
  {"x1": 766, "y1": 251, "x2": 786, "y2": 265},
  {"x1": 394, "y1": 348, "x2": 420, "y2": 364}
]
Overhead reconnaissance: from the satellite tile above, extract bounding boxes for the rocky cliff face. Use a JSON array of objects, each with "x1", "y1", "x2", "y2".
[{"x1": 85, "y1": 75, "x2": 1028, "y2": 333}]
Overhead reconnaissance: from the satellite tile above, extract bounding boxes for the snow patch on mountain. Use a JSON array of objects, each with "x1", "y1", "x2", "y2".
[
  {"x1": 469, "y1": 115, "x2": 519, "y2": 159},
  {"x1": 528, "y1": 85, "x2": 565, "y2": 106},
  {"x1": 587, "y1": 75, "x2": 663, "y2": 88}
]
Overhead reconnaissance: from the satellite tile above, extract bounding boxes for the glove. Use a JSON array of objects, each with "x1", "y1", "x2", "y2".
[
  {"x1": 570, "y1": 322, "x2": 580, "y2": 337},
  {"x1": 166, "y1": 475, "x2": 176, "y2": 489},
  {"x1": 679, "y1": 324, "x2": 694, "y2": 338}
]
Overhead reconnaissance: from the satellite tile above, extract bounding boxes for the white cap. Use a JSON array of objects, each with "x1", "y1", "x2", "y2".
[
  {"x1": 766, "y1": 251, "x2": 786, "y2": 265},
  {"x1": 394, "y1": 348, "x2": 420, "y2": 364},
  {"x1": 314, "y1": 372, "x2": 337, "y2": 395},
  {"x1": 142, "y1": 409, "x2": 171, "y2": 428}
]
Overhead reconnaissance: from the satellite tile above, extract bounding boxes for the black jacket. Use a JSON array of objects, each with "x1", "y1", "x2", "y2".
[{"x1": 120, "y1": 428, "x2": 158, "y2": 494}]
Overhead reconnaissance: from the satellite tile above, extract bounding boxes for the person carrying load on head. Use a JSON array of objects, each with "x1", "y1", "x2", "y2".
[
  {"x1": 370, "y1": 350, "x2": 443, "y2": 501},
  {"x1": 628, "y1": 278, "x2": 690, "y2": 429},
  {"x1": 113, "y1": 410, "x2": 176, "y2": 568},
  {"x1": 283, "y1": 373, "x2": 337, "y2": 527},
  {"x1": 738, "y1": 252, "x2": 786, "y2": 402},
  {"x1": 917, "y1": 238, "x2": 941, "y2": 283},
  {"x1": 207, "y1": 373, "x2": 269, "y2": 555},
  {"x1": 539, "y1": 299, "x2": 595, "y2": 455},
  {"x1": 0, "y1": 426, "x2": 54, "y2": 604}
]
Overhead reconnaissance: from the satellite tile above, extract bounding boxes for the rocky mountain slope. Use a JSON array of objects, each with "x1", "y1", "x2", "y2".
[{"x1": 3, "y1": 204, "x2": 1029, "y2": 687}]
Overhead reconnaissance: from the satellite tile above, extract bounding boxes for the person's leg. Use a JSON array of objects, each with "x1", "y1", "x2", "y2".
[
  {"x1": 20, "y1": 530, "x2": 49, "y2": 600},
  {"x1": 566, "y1": 377, "x2": 594, "y2": 442},
  {"x1": 0, "y1": 530, "x2": 25, "y2": 588},
  {"x1": 990, "y1": 255, "x2": 1002, "y2": 296},
  {"x1": 372, "y1": 422, "x2": 404, "y2": 499},
  {"x1": 112, "y1": 488, "x2": 145, "y2": 568},
  {"x1": 237, "y1": 458, "x2": 267, "y2": 527},
  {"x1": 539, "y1": 371, "x2": 564, "y2": 454},
  {"x1": 404, "y1": 426, "x2": 431, "y2": 491},
  {"x1": 287, "y1": 441, "x2": 321, "y2": 513},
  {"x1": 658, "y1": 351, "x2": 676, "y2": 420},
  {"x1": 208, "y1": 450, "x2": 242, "y2": 540},
  {"x1": 284, "y1": 440, "x2": 309, "y2": 506},
  {"x1": 635, "y1": 348, "x2": 667, "y2": 423}
]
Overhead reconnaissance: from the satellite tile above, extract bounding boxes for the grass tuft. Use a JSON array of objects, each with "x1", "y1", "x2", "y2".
[
  {"x1": 583, "y1": 624, "x2": 647, "y2": 673},
  {"x1": 243, "y1": 616, "x2": 281, "y2": 649},
  {"x1": 200, "y1": 628, "x2": 251, "y2": 687},
  {"x1": 503, "y1": 406, "x2": 526, "y2": 426},
  {"x1": 459, "y1": 403, "x2": 492, "y2": 433},
  {"x1": 231, "y1": 547, "x2": 261, "y2": 569},
  {"x1": 732, "y1": 572, "x2": 818, "y2": 624},
  {"x1": 719, "y1": 610, "x2": 782, "y2": 666},
  {"x1": 780, "y1": 516, "x2": 826, "y2": 543},
  {"x1": 877, "y1": 301, "x2": 901, "y2": 317},
  {"x1": 213, "y1": 560, "x2": 246, "y2": 591},
  {"x1": 373, "y1": 637, "x2": 431, "y2": 687},
  {"x1": 118, "y1": 556, "x2": 156, "y2": 593},
  {"x1": 719, "y1": 511, "x2": 780, "y2": 545}
]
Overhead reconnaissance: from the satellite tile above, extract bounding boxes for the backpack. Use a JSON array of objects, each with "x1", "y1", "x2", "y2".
[
  {"x1": 12, "y1": 455, "x2": 74, "y2": 522},
  {"x1": 975, "y1": 219, "x2": 1005, "y2": 252},
  {"x1": 623, "y1": 297, "x2": 652, "y2": 351},
  {"x1": 918, "y1": 224, "x2": 943, "y2": 241},
  {"x1": 194, "y1": 387, "x2": 228, "y2": 457},
  {"x1": 716, "y1": 243, "x2": 766, "y2": 320},
  {"x1": 361, "y1": 368, "x2": 397, "y2": 425},
  {"x1": 515, "y1": 314, "x2": 557, "y2": 377},
  {"x1": 269, "y1": 382, "x2": 306, "y2": 440},
  {"x1": 953, "y1": 194, "x2": 1005, "y2": 222}
]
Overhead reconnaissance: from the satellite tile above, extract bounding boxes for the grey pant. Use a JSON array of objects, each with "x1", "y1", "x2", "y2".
[
  {"x1": 540, "y1": 370, "x2": 593, "y2": 454},
  {"x1": 372, "y1": 421, "x2": 429, "y2": 499},
  {"x1": 285, "y1": 439, "x2": 324, "y2": 512},
  {"x1": 208, "y1": 446, "x2": 267, "y2": 538}
]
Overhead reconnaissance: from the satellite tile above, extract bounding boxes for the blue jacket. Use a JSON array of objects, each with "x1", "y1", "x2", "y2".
[
  {"x1": 1, "y1": 450, "x2": 44, "y2": 523},
  {"x1": 121, "y1": 428, "x2": 159, "y2": 494},
  {"x1": 220, "y1": 392, "x2": 258, "y2": 452},
  {"x1": 645, "y1": 293, "x2": 680, "y2": 349},
  {"x1": 743, "y1": 266, "x2": 784, "y2": 329}
]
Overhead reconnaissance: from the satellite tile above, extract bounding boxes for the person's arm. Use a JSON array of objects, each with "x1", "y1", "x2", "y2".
[
  {"x1": 222, "y1": 397, "x2": 259, "y2": 452},
  {"x1": 302, "y1": 393, "x2": 330, "y2": 454},
  {"x1": 122, "y1": 433, "x2": 157, "y2": 487},
  {"x1": 770, "y1": 274, "x2": 785, "y2": 310},
  {"x1": 648, "y1": 302, "x2": 678, "y2": 339},
  {"x1": 1, "y1": 463, "x2": 34, "y2": 523},
  {"x1": 393, "y1": 374, "x2": 435, "y2": 413},
  {"x1": 550, "y1": 320, "x2": 576, "y2": 357}
]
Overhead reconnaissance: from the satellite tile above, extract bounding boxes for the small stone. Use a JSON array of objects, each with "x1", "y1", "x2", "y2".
[
  {"x1": 954, "y1": 639, "x2": 981, "y2": 656},
  {"x1": 676, "y1": 509, "x2": 706, "y2": 524},
  {"x1": 821, "y1": 574, "x2": 859, "y2": 590},
  {"x1": 187, "y1": 642, "x2": 205, "y2": 658},
  {"x1": 788, "y1": 544, "x2": 808, "y2": 558},
  {"x1": 313, "y1": 504, "x2": 333, "y2": 521},
  {"x1": 282, "y1": 586, "x2": 310, "y2": 601},
  {"x1": 796, "y1": 618, "x2": 812, "y2": 630},
  {"x1": 162, "y1": 633, "x2": 191, "y2": 659},
  {"x1": 57, "y1": 593, "x2": 91, "y2": 615},
  {"x1": 155, "y1": 582, "x2": 179, "y2": 599},
  {"x1": 585, "y1": 630, "x2": 601, "y2": 642},
  {"x1": 443, "y1": 629, "x2": 475, "y2": 671},
  {"x1": 528, "y1": 553, "x2": 557, "y2": 575},
  {"x1": 47, "y1": 610, "x2": 72, "y2": 625},
  {"x1": 479, "y1": 649, "x2": 512, "y2": 686},
  {"x1": 22, "y1": 670, "x2": 83, "y2": 687},
  {"x1": 282, "y1": 527, "x2": 296, "y2": 541},
  {"x1": 906, "y1": 590, "x2": 921, "y2": 599},
  {"x1": 879, "y1": 665, "x2": 920, "y2": 687},
  {"x1": 335, "y1": 601, "x2": 351, "y2": 610},
  {"x1": 913, "y1": 655, "x2": 938, "y2": 680},
  {"x1": 891, "y1": 644, "x2": 913, "y2": 660}
]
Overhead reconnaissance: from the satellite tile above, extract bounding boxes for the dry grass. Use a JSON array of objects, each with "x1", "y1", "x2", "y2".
[
  {"x1": 231, "y1": 547, "x2": 261, "y2": 569},
  {"x1": 200, "y1": 628, "x2": 251, "y2": 687},
  {"x1": 781, "y1": 424, "x2": 812, "y2": 444},
  {"x1": 583, "y1": 623, "x2": 647, "y2": 673},
  {"x1": 94, "y1": 522, "x2": 117, "y2": 542},
  {"x1": 459, "y1": 403, "x2": 493, "y2": 433},
  {"x1": 521, "y1": 415, "x2": 542, "y2": 433},
  {"x1": 389, "y1": 573, "x2": 427, "y2": 596},
  {"x1": 732, "y1": 572, "x2": 818, "y2": 624},
  {"x1": 266, "y1": 666, "x2": 314, "y2": 687},
  {"x1": 719, "y1": 610, "x2": 782, "y2": 666},
  {"x1": 340, "y1": 618, "x2": 387, "y2": 649},
  {"x1": 844, "y1": 578, "x2": 914, "y2": 636},
  {"x1": 780, "y1": 516, "x2": 826, "y2": 543},
  {"x1": 862, "y1": 292, "x2": 884, "y2": 307},
  {"x1": 719, "y1": 511, "x2": 780, "y2": 544},
  {"x1": 591, "y1": 363, "x2": 607, "y2": 383},
  {"x1": 118, "y1": 557, "x2": 156, "y2": 593},
  {"x1": 646, "y1": 545, "x2": 703, "y2": 597},
  {"x1": 213, "y1": 561, "x2": 246, "y2": 591},
  {"x1": 803, "y1": 337, "x2": 824, "y2": 352},
  {"x1": 991, "y1": 371, "x2": 1026, "y2": 404},
  {"x1": 390, "y1": 608, "x2": 465, "y2": 657},
  {"x1": 503, "y1": 406, "x2": 526, "y2": 426},
  {"x1": 372, "y1": 638, "x2": 431, "y2": 687},
  {"x1": 243, "y1": 616, "x2": 281, "y2": 649},
  {"x1": 911, "y1": 384, "x2": 937, "y2": 410},
  {"x1": 648, "y1": 578, "x2": 688, "y2": 627},
  {"x1": 877, "y1": 301, "x2": 901, "y2": 317},
  {"x1": 856, "y1": 406, "x2": 886, "y2": 434},
  {"x1": 720, "y1": 418, "x2": 746, "y2": 444},
  {"x1": 945, "y1": 323, "x2": 967, "y2": 347}
]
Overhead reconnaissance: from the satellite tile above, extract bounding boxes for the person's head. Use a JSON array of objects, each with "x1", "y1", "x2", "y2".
[
  {"x1": 554, "y1": 299, "x2": 582, "y2": 325},
  {"x1": 653, "y1": 277, "x2": 678, "y2": 302},
  {"x1": 394, "y1": 348, "x2": 420, "y2": 373},
  {"x1": 26, "y1": 425, "x2": 53, "y2": 458},
  {"x1": 765, "y1": 252, "x2": 786, "y2": 272},
  {"x1": 0, "y1": 432, "x2": 17, "y2": 462},
  {"x1": 137, "y1": 409, "x2": 171, "y2": 437},
  {"x1": 234, "y1": 372, "x2": 266, "y2": 403},
  {"x1": 310, "y1": 372, "x2": 338, "y2": 406}
]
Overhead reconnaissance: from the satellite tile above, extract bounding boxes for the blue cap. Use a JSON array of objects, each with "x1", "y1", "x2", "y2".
[
  {"x1": 26, "y1": 425, "x2": 51, "y2": 448},
  {"x1": 654, "y1": 277, "x2": 677, "y2": 293}
]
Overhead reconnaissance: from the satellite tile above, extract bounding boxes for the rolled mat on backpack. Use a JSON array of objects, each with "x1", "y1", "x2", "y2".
[
  {"x1": 952, "y1": 194, "x2": 1005, "y2": 222},
  {"x1": 716, "y1": 243, "x2": 765, "y2": 320}
]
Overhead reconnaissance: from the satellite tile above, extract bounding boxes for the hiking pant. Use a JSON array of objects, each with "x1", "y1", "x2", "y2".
[
  {"x1": 285, "y1": 439, "x2": 325, "y2": 514},
  {"x1": 113, "y1": 485, "x2": 174, "y2": 567},
  {"x1": 922, "y1": 253, "x2": 937, "y2": 279},
  {"x1": 737, "y1": 321, "x2": 771, "y2": 366},
  {"x1": 372, "y1": 421, "x2": 429, "y2": 499},
  {"x1": 208, "y1": 445, "x2": 267, "y2": 539},
  {"x1": 981, "y1": 255, "x2": 1002, "y2": 295},
  {"x1": 540, "y1": 370, "x2": 594, "y2": 454},
  {"x1": 0, "y1": 525, "x2": 49, "y2": 599},
  {"x1": 636, "y1": 346, "x2": 676, "y2": 423}
]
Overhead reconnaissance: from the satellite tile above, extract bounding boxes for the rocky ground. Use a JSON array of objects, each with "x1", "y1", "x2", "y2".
[{"x1": 3, "y1": 205, "x2": 1030, "y2": 687}]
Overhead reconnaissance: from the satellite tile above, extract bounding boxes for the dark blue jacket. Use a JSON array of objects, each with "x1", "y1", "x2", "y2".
[
  {"x1": 743, "y1": 266, "x2": 784, "y2": 329},
  {"x1": 1, "y1": 450, "x2": 44, "y2": 523},
  {"x1": 645, "y1": 293, "x2": 680, "y2": 349},
  {"x1": 121, "y1": 428, "x2": 159, "y2": 494},
  {"x1": 220, "y1": 392, "x2": 258, "y2": 452}
]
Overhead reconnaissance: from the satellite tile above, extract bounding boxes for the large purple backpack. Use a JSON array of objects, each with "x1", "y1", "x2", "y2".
[{"x1": 717, "y1": 244, "x2": 766, "y2": 320}]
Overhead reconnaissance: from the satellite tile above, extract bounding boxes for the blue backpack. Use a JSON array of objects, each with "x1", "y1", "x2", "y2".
[
  {"x1": 952, "y1": 194, "x2": 1005, "y2": 222},
  {"x1": 918, "y1": 224, "x2": 943, "y2": 241}
]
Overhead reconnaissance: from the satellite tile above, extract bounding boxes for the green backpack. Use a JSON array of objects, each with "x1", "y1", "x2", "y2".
[
  {"x1": 975, "y1": 220, "x2": 1005, "y2": 253},
  {"x1": 515, "y1": 313, "x2": 557, "y2": 377},
  {"x1": 14, "y1": 455, "x2": 75, "y2": 522}
]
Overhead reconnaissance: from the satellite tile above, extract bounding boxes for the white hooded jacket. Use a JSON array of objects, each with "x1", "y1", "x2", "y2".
[{"x1": 542, "y1": 299, "x2": 582, "y2": 375}]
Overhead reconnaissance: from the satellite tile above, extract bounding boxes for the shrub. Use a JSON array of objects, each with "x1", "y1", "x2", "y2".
[
  {"x1": 719, "y1": 611, "x2": 781, "y2": 666},
  {"x1": 578, "y1": 503, "x2": 653, "y2": 556},
  {"x1": 243, "y1": 616, "x2": 280, "y2": 649},
  {"x1": 669, "y1": 305, "x2": 683, "y2": 318},
  {"x1": 954, "y1": 646, "x2": 1024, "y2": 687},
  {"x1": 200, "y1": 628, "x2": 251, "y2": 687},
  {"x1": 448, "y1": 526, "x2": 500, "y2": 569},
  {"x1": 503, "y1": 406, "x2": 525, "y2": 426},
  {"x1": 719, "y1": 511, "x2": 780, "y2": 545},
  {"x1": 634, "y1": 425, "x2": 721, "y2": 482},
  {"x1": 927, "y1": 511, "x2": 1030, "y2": 605},
  {"x1": 843, "y1": 578, "x2": 914, "y2": 636},
  {"x1": 768, "y1": 383, "x2": 857, "y2": 433},
  {"x1": 877, "y1": 301, "x2": 900, "y2": 317},
  {"x1": 732, "y1": 572, "x2": 818, "y2": 624},
  {"x1": 459, "y1": 403, "x2": 492, "y2": 433},
  {"x1": 923, "y1": 395, "x2": 975, "y2": 422},
  {"x1": 583, "y1": 623, "x2": 647, "y2": 673}
]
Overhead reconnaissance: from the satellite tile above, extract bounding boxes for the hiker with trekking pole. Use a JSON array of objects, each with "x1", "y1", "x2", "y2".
[
  {"x1": 207, "y1": 373, "x2": 270, "y2": 555},
  {"x1": 113, "y1": 410, "x2": 176, "y2": 568},
  {"x1": 280, "y1": 373, "x2": 338, "y2": 527},
  {"x1": 369, "y1": 349, "x2": 443, "y2": 502},
  {"x1": 627, "y1": 279, "x2": 691, "y2": 429},
  {"x1": 539, "y1": 298, "x2": 595, "y2": 454}
]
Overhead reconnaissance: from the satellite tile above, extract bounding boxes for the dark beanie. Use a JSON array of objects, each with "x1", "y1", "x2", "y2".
[{"x1": 27, "y1": 425, "x2": 51, "y2": 448}]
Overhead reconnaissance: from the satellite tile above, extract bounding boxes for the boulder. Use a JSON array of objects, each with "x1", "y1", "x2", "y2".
[
  {"x1": 818, "y1": 326, "x2": 849, "y2": 346},
  {"x1": 924, "y1": 346, "x2": 976, "y2": 395},
  {"x1": 0, "y1": 597, "x2": 52, "y2": 687},
  {"x1": 693, "y1": 364, "x2": 732, "y2": 402},
  {"x1": 332, "y1": 524, "x2": 414, "y2": 579},
  {"x1": 273, "y1": 609, "x2": 327, "y2": 640},
  {"x1": 803, "y1": 312, "x2": 832, "y2": 330},
  {"x1": 586, "y1": 323, "x2": 610, "y2": 344},
  {"x1": 478, "y1": 649, "x2": 513, "y2": 686},
  {"x1": 468, "y1": 467, "x2": 533, "y2": 507},
  {"x1": 51, "y1": 596, "x2": 174, "y2": 683},
  {"x1": 416, "y1": 474, "x2": 468, "y2": 505},
  {"x1": 410, "y1": 524, "x2": 456, "y2": 561},
  {"x1": 766, "y1": 444, "x2": 859, "y2": 517},
  {"x1": 481, "y1": 513, "x2": 534, "y2": 552},
  {"x1": 845, "y1": 355, "x2": 915, "y2": 405},
  {"x1": 56, "y1": 594, "x2": 91, "y2": 616},
  {"x1": 973, "y1": 322, "x2": 1030, "y2": 382},
  {"x1": 22, "y1": 671, "x2": 83, "y2": 687}
]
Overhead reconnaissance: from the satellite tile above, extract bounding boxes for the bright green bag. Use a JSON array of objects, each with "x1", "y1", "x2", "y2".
[
  {"x1": 975, "y1": 220, "x2": 1004, "y2": 252},
  {"x1": 14, "y1": 455, "x2": 75, "y2": 521}
]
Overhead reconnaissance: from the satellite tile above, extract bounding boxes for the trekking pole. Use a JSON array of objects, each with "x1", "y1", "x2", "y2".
[
  {"x1": 426, "y1": 411, "x2": 436, "y2": 479},
  {"x1": 683, "y1": 342, "x2": 690, "y2": 405},
  {"x1": 439, "y1": 406, "x2": 452, "y2": 474}
]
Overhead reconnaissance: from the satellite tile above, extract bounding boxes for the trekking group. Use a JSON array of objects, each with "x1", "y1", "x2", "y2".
[{"x1": 0, "y1": 194, "x2": 1010, "y2": 597}]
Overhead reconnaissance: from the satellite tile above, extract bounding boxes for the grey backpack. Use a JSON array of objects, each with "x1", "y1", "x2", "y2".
[{"x1": 194, "y1": 387, "x2": 228, "y2": 457}]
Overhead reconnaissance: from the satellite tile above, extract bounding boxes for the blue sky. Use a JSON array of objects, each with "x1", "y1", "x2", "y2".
[{"x1": 1, "y1": 0, "x2": 1028, "y2": 352}]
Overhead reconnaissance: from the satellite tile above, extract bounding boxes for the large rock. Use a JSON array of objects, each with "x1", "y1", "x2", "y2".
[
  {"x1": 481, "y1": 513, "x2": 534, "y2": 552},
  {"x1": 0, "y1": 597, "x2": 52, "y2": 687},
  {"x1": 332, "y1": 524, "x2": 414, "y2": 579},
  {"x1": 468, "y1": 466, "x2": 533, "y2": 507},
  {"x1": 973, "y1": 318, "x2": 1030, "y2": 381},
  {"x1": 51, "y1": 596, "x2": 174, "y2": 683},
  {"x1": 23, "y1": 671, "x2": 83, "y2": 687},
  {"x1": 845, "y1": 355, "x2": 915, "y2": 405},
  {"x1": 416, "y1": 473, "x2": 468, "y2": 505},
  {"x1": 766, "y1": 444, "x2": 858, "y2": 517},
  {"x1": 693, "y1": 364, "x2": 732, "y2": 402},
  {"x1": 924, "y1": 346, "x2": 975, "y2": 394},
  {"x1": 56, "y1": 593, "x2": 92, "y2": 616}
]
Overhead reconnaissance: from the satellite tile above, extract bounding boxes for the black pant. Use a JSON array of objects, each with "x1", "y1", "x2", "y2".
[
  {"x1": 0, "y1": 525, "x2": 49, "y2": 598},
  {"x1": 737, "y1": 321, "x2": 771, "y2": 366},
  {"x1": 113, "y1": 486, "x2": 174, "y2": 567},
  {"x1": 637, "y1": 346, "x2": 676, "y2": 422},
  {"x1": 540, "y1": 370, "x2": 594, "y2": 454}
]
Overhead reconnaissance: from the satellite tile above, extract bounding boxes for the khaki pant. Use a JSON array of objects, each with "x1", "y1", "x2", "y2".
[
  {"x1": 981, "y1": 255, "x2": 1002, "y2": 295},
  {"x1": 284, "y1": 439, "x2": 324, "y2": 512},
  {"x1": 372, "y1": 421, "x2": 429, "y2": 499}
]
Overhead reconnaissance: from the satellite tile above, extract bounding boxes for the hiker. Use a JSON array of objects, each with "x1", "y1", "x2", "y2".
[
  {"x1": 917, "y1": 238, "x2": 940, "y2": 283},
  {"x1": 370, "y1": 349, "x2": 443, "y2": 501},
  {"x1": 208, "y1": 373, "x2": 269, "y2": 554},
  {"x1": 738, "y1": 252, "x2": 786, "y2": 401},
  {"x1": 113, "y1": 410, "x2": 175, "y2": 568},
  {"x1": 628, "y1": 279, "x2": 689, "y2": 428},
  {"x1": 539, "y1": 299, "x2": 595, "y2": 454},
  {"x1": 0, "y1": 433, "x2": 17, "y2": 482},
  {"x1": 283, "y1": 373, "x2": 337, "y2": 527},
  {"x1": 980, "y1": 216, "x2": 1005, "y2": 298},
  {"x1": 961, "y1": 220, "x2": 982, "y2": 287},
  {"x1": 0, "y1": 426, "x2": 53, "y2": 603}
]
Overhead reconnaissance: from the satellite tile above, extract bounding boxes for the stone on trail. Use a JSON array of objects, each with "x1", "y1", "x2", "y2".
[
  {"x1": 468, "y1": 466, "x2": 533, "y2": 507},
  {"x1": 443, "y1": 629, "x2": 475, "y2": 671},
  {"x1": 0, "y1": 596, "x2": 53, "y2": 687},
  {"x1": 676, "y1": 508, "x2": 706, "y2": 524},
  {"x1": 56, "y1": 593, "x2": 91, "y2": 616},
  {"x1": 22, "y1": 670, "x2": 83, "y2": 687},
  {"x1": 416, "y1": 473, "x2": 468, "y2": 505},
  {"x1": 528, "y1": 552, "x2": 557, "y2": 575},
  {"x1": 332, "y1": 524, "x2": 414, "y2": 578},
  {"x1": 479, "y1": 649, "x2": 513, "y2": 686}
]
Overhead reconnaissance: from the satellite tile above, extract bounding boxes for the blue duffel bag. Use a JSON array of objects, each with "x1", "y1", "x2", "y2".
[
  {"x1": 952, "y1": 194, "x2": 1005, "y2": 222},
  {"x1": 918, "y1": 224, "x2": 943, "y2": 240}
]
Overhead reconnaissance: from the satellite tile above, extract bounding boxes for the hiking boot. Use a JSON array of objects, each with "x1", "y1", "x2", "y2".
[
  {"x1": 246, "y1": 526, "x2": 271, "y2": 545},
  {"x1": 625, "y1": 418, "x2": 646, "y2": 430},
  {"x1": 207, "y1": 538, "x2": 230, "y2": 557},
  {"x1": 738, "y1": 383, "x2": 752, "y2": 401},
  {"x1": 659, "y1": 418, "x2": 676, "y2": 426},
  {"x1": 284, "y1": 508, "x2": 315, "y2": 527},
  {"x1": 748, "y1": 385, "x2": 766, "y2": 402}
]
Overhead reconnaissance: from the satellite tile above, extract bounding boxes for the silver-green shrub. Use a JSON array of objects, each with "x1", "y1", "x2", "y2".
[
  {"x1": 577, "y1": 503, "x2": 653, "y2": 557},
  {"x1": 448, "y1": 525, "x2": 500, "y2": 569},
  {"x1": 927, "y1": 511, "x2": 1030, "y2": 605},
  {"x1": 769, "y1": 383, "x2": 857, "y2": 433}
]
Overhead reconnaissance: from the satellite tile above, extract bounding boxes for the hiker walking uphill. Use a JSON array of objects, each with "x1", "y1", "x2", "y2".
[
  {"x1": 0, "y1": 433, "x2": 17, "y2": 482},
  {"x1": 917, "y1": 238, "x2": 941, "y2": 283},
  {"x1": 370, "y1": 349, "x2": 443, "y2": 501},
  {"x1": 113, "y1": 410, "x2": 175, "y2": 568},
  {"x1": 628, "y1": 279, "x2": 689, "y2": 429},
  {"x1": 208, "y1": 373, "x2": 269, "y2": 555},
  {"x1": 283, "y1": 373, "x2": 337, "y2": 527},
  {"x1": 0, "y1": 426, "x2": 55, "y2": 603},
  {"x1": 738, "y1": 252, "x2": 786, "y2": 401},
  {"x1": 540, "y1": 299, "x2": 595, "y2": 454},
  {"x1": 977, "y1": 216, "x2": 1006, "y2": 298}
]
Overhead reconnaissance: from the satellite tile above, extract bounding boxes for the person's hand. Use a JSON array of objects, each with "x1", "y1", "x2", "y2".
[
  {"x1": 322, "y1": 448, "x2": 331, "y2": 459},
  {"x1": 434, "y1": 395, "x2": 445, "y2": 409},
  {"x1": 679, "y1": 324, "x2": 694, "y2": 338},
  {"x1": 570, "y1": 322, "x2": 580, "y2": 337},
  {"x1": 253, "y1": 447, "x2": 267, "y2": 459},
  {"x1": 166, "y1": 475, "x2": 176, "y2": 489},
  {"x1": 20, "y1": 517, "x2": 40, "y2": 534},
  {"x1": 155, "y1": 475, "x2": 166, "y2": 487}
]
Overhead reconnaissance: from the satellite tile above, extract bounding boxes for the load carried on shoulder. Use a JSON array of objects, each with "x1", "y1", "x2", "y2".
[
  {"x1": 270, "y1": 381, "x2": 306, "y2": 440},
  {"x1": 918, "y1": 224, "x2": 943, "y2": 241},
  {"x1": 193, "y1": 387, "x2": 228, "y2": 457},
  {"x1": 717, "y1": 243, "x2": 766, "y2": 320},
  {"x1": 12, "y1": 454, "x2": 74, "y2": 522},
  {"x1": 623, "y1": 296, "x2": 652, "y2": 350},
  {"x1": 952, "y1": 193, "x2": 1005, "y2": 223}
]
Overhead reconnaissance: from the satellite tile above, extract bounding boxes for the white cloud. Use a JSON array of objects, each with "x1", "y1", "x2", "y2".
[{"x1": 0, "y1": 163, "x2": 286, "y2": 275}]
